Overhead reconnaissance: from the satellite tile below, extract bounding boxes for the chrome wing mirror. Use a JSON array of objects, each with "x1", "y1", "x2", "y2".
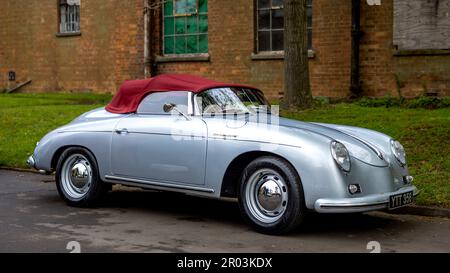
[{"x1": 163, "y1": 103, "x2": 191, "y2": 120}]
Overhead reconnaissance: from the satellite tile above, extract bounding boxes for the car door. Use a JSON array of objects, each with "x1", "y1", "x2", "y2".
[{"x1": 110, "y1": 91, "x2": 207, "y2": 185}]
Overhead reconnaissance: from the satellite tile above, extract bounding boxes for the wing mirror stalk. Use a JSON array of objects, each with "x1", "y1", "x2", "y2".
[{"x1": 163, "y1": 103, "x2": 191, "y2": 120}]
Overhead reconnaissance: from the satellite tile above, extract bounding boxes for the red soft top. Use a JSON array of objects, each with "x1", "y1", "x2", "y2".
[{"x1": 105, "y1": 74, "x2": 258, "y2": 114}]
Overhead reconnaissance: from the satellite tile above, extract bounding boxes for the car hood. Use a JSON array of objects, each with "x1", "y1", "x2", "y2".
[{"x1": 278, "y1": 117, "x2": 390, "y2": 167}]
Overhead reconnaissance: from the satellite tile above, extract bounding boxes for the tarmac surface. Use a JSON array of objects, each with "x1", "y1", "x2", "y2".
[{"x1": 1, "y1": 169, "x2": 449, "y2": 253}]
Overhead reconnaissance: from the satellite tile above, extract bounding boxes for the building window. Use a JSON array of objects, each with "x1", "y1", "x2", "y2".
[
  {"x1": 256, "y1": 0, "x2": 312, "y2": 52},
  {"x1": 163, "y1": 0, "x2": 208, "y2": 55},
  {"x1": 59, "y1": 0, "x2": 80, "y2": 34}
]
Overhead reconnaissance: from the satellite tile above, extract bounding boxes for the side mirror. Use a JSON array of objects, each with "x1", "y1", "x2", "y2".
[{"x1": 163, "y1": 103, "x2": 176, "y2": 113}]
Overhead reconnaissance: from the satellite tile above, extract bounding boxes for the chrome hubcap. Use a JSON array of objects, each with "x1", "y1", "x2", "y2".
[
  {"x1": 61, "y1": 154, "x2": 92, "y2": 199},
  {"x1": 71, "y1": 162, "x2": 89, "y2": 188},
  {"x1": 245, "y1": 169, "x2": 288, "y2": 223},
  {"x1": 257, "y1": 180, "x2": 283, "y2": 212}
]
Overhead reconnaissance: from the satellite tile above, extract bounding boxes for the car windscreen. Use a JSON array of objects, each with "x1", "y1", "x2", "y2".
[{"x1": 196, "y1": 87, "x2": 270, "y2": 115}]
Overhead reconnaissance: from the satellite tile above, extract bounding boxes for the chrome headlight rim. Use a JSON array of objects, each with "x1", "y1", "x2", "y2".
[
  {"x1": 390, "y1": 139, "x2": 406, "y2": 166},
  {"x1": 331, "y1": 141, "x2": 351, "y2": 172}
]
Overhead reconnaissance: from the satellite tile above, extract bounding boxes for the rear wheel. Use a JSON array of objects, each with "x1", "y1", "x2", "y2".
[
  {"x1": 55, "y1": 147, "x2": 110, "y2": 207},
  {"x1": 238, "y1": 156, "x2": 306, "y2": 235}
]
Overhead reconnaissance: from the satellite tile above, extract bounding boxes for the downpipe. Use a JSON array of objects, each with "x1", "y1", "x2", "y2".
[{"x1": 350, "y1": 0, "x2": 362, "y2": 98}]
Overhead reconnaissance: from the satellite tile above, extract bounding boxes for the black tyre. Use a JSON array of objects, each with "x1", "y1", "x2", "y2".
[
  {"x1": 55, "y1": 147, "x2": 110, "y2": 207},
  {"x1": 238, "y1": 156, "x2": 306, "y2": 235}
]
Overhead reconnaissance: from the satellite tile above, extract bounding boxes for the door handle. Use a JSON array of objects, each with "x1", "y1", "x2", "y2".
[{"x1": 115, "y1": 128, "x2": 129, "y2": 135}]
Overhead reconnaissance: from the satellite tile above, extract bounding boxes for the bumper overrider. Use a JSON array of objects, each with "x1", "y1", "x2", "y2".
[
  {"x1": 26, "y1": 155, "x2": 36, "y2": 169},
  {"x1": 314, "y1": 185, "x2": 419, "y2": 213}
]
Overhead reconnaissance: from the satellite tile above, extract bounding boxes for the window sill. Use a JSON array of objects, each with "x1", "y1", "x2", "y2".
[
  {"x1": 56, "y1": 32, "x2": 82, "y2": 38},
  {"x1": 251, "y1": 50, "x2": 315, "y2": 60},
  {"x1": 155, "y1": 53, "x2": 210, "y2": 63},
  {"x1": 393, "y1": 49, "x2": 450, "y2": 56}
]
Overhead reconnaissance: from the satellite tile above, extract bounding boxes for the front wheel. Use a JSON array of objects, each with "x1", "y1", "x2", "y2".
[
  {"x1": 238, "y1": 156, "x2": 306, "y2": 235},
  {"x1": 55, "y1": 147, "x2": 110, "y2": 207}
]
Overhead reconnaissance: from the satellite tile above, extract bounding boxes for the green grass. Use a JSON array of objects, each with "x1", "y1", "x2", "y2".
[
  {"x1": 0, "y1": 93, "x2": 112, "y2": 168},
  {"x1": 0, "y1": 93, "x2": 448, "y2": 208}
]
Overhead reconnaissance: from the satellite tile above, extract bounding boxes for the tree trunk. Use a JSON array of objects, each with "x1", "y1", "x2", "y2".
[{"x1": 282, "y1": 0, "x2": 312, "y2": 109}]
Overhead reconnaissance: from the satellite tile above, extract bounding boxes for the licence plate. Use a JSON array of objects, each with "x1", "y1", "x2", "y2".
[{"x1": 389, "y1": 191, "x2": 413, "y2": 209}]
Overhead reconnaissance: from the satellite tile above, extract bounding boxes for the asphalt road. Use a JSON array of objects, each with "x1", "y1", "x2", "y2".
[{"x1": 0, "y1": 169, "x2": 449, "y2": 253}]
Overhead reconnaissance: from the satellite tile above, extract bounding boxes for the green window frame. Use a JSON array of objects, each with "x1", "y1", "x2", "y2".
[{"x1": 163, "y1": 0, "x2": 208, "y2": 55}]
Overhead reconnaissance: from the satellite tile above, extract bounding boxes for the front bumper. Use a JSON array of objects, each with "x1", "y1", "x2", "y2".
[
  {"x1": 26, "y1": 155, "x2": 36, "y2": 169},
  {"x1": 27, "y1": 155, "x2": 51, "y2": 175},
  {"x1": 314, "y1": 185, "x2": 419, "y2": 213}
]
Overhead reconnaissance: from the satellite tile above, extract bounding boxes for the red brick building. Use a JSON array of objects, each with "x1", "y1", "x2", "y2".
[{"x1": 1, "y1": 0, "x2": 449, "y2": 99}]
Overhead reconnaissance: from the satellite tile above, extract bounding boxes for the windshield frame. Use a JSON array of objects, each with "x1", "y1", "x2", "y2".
[{"x1": 193, "y1": 87, "x2": 271, "y2": 116}]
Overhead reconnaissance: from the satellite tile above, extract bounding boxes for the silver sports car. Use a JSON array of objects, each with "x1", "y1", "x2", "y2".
[{"x1": 27, "y1": 74, "x2": 418, "y2": 234}]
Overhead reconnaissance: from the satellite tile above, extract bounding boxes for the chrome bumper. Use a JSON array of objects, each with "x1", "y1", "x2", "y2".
[
  {"x1": 314, "y1": 185, "x2": 419, "y2": 213},
  {"x1": 26, "y1": 155, "x2": 51, "y2": 175},
  {"x1": 26, "y1": 155, "x2": 36, "y2": 169}
]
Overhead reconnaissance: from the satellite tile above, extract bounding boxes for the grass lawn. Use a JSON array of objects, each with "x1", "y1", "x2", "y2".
[{"x1": 0, "y1": 93, "x2": 448, "y2": 208}]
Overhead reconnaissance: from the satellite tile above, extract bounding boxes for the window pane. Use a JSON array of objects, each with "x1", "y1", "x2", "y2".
[
  {"x1": 175, "y1": 17, "x2": 186, "y2": 34},
  {"x1": 175, "y1": 36, "x2": 186, "y2": 54},
  {"x1": 137, "y1": 92, "x2": 189, "y2": 115},
  {"x1": 187, "y1": 35, "x2": 198, "y2": 53},
  {"x1": 164, "y1": 17, "x2": 174, "y2": 36},
  {"x1": 199, "y1": 0, "x2": 208, "y2": 13},
  {"x1": 258, "y1": 0, "x2": 270, "y2": 9},
  {"x1": 272, "y1": 0, "x2": 284, "y2": 8},
  {"x1": 164, "y1": 36, "x2": 175, "y2": 54},
  {"x1": 164, "y1": 1, "x2": 208, "y2": 55},
  {"x1": 164, "y1": 0, "x2": 173, "y2": 16},
  {"x1": 186, "y1": 15, "x2": 198, "y2": 33},
  {"x1": 199, "y1": 14, "x2": 208, "y2": 33},
  {"x1": 272, "y1": 8, "x2": 283, "y2": 29},
  {"x1": 199, "y1": 34, "x2": 208, "y2": 53},
  {"x1": 258, "y1": 10, "x2": 270, "y2": 30},
  {"x1": 258, "y1": 31, "x2": 270, "y2": 51},
  {"x1": 174, "y1": 0, "x2": 197, "y2": 15},
  {"x1": 272, "y1": 30, "x2": 284, "y2": 51}
]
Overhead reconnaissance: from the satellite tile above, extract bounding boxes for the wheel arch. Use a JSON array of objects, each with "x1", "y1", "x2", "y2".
[
  {"x1": 51, "y1": 145, "x2": 98, "y2": 171},
  {"x1": 220, "y1": 151, "x2": 301, "y2": 198}
]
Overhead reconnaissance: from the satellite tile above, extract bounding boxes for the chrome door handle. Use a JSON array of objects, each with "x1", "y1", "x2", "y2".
[{"x1": 115, "y1": 128, "x2": 129, "y2": 135}]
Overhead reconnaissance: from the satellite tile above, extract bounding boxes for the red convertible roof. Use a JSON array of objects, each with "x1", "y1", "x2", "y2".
[{"x1": 105, "y1": 74, "x2": 258, "y2": 114}]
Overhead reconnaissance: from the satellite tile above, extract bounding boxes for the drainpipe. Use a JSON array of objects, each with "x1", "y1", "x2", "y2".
[
  {"x1": 350, "y1": 0, "x2": 362, "y2": 98},
  {"x1": 144, "y1": 0, "x2": 151, "y2": 78},
  {"x1": 144, "y1": 0, "x2": 154, "y2": 78}
]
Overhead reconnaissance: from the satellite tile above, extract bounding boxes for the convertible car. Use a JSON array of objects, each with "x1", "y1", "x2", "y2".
[{"x1": 27, "y1": 74, "x2": 418, "y2": 234}]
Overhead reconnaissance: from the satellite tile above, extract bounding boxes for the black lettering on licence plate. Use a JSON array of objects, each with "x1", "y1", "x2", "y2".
[{"x1": 389, "y1": 191, "x2": 413, "y2": 209}]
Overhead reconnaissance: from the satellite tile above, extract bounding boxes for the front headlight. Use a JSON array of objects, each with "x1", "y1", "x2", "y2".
[
  {"x1": 390, "y1": 139, "x2": 406, "y2": 166},
  {"x1": 331, "y1": 141, "x2": 351, "y2": 172}
]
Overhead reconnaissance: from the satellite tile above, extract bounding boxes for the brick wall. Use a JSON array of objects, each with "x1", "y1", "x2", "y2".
[
  {"x1": 309, "y1": 0, "x2": 351, "y2": 98},
  {"x1": 0, "y1": 0, "x2": 145, "y2": 93},
  {"x1": 153, "y1": 0, "x2": 352, "y2": 100},
  {"x1": 153, "y1": 0, "x2": 285, "y2": 99},
  {"x1": 360, "y1": 0, "x2": 450, "y2": 97},
  {"x1": 1, "y1": 0, "x2": 448, "y2": 97}
]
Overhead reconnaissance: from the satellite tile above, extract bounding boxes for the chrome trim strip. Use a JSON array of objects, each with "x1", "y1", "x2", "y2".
[
  {"x1": 104, "y1": 175, "x2": 215, "y2": 193},
  {"x1": 319, "y1": 201, "x2": 388, "y2": 208}
]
